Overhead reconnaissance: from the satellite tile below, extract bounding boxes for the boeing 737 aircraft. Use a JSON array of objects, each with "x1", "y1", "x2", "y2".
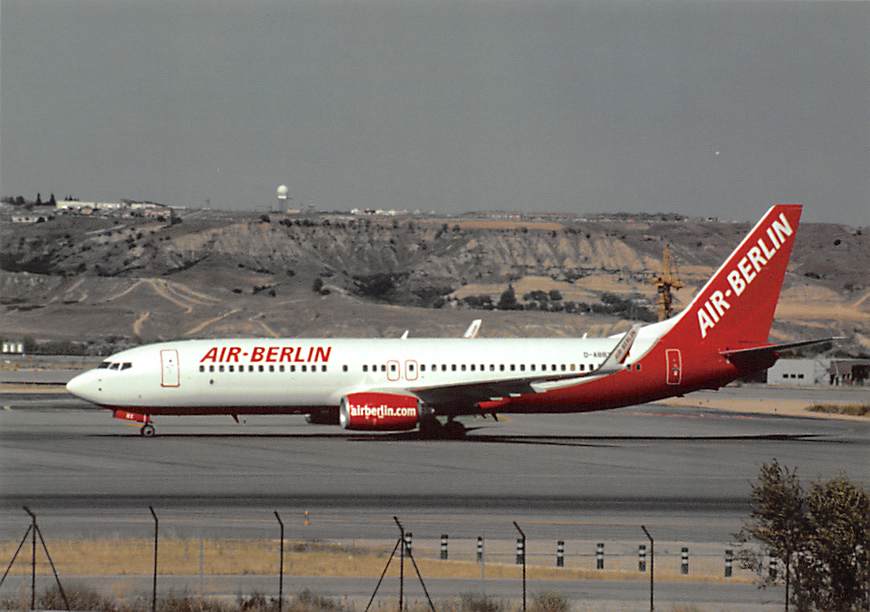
[{"x1": 66, "y1": 204, "x2": 833, "y2": 436}]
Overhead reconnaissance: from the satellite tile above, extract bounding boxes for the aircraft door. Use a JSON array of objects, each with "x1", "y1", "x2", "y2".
[
  {"x1": 161, "y1": 349, "x2": 180, "y2": 388},
  {"x1": 665, "y1": 349, "x2": 682, "y2": 385}
]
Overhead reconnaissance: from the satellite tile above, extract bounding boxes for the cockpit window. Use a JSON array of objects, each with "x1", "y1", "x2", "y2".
[
  {"x1": 121, "y1": 362, "x2": 132, "y2": 370},
  {"x1": 97, "y1": 362, "x2": 111, "y2": 369},
  {"x1": 109, "y1": 362, "x2": 121, "y2": 370}
]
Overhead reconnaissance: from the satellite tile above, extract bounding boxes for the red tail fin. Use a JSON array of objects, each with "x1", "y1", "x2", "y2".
[{"x1": 669, "y1": 204, "x2": 802, "y2": 349}]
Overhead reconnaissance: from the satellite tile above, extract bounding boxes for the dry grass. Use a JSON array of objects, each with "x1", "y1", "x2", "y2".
[
  {"x1": 807, "y1": 403, "x2": 870, "y2": 417},
  {"x1": 0, "y1": 537, "x2": 752, "y2": 586}
]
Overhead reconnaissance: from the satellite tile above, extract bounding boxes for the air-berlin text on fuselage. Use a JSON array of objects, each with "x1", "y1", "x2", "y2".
[
  {"x1": 697, "y1": 212, "x2": 794, "y2": 339},
  {"x1": 199, "y1": 345, "x2": 332, "y2": 364}
]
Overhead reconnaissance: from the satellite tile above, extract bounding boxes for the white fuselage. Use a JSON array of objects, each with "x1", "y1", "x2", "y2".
[{"x1": 66, "y1": 334, "x2": 655, "y2": 411}]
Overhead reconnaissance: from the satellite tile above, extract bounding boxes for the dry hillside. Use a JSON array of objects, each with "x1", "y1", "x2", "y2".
[{"x1": 0, "y1": 209, "x2": 866, "y2": 355}]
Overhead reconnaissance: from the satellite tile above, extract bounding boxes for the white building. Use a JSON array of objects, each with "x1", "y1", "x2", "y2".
[
  {"x1": 767, "y1": 358, "x2": 829, "y2": 386},
  {"x1": 11, "y1": 214, "x2": 49, "y2": 224},
  {"x1": 1, "y1": 341, "x2": 24, "y2": 354}
]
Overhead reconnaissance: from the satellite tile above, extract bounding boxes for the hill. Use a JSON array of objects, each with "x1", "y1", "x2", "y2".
[{"x1": 0, "y1": 208, "x2": 867, "y2": 355}]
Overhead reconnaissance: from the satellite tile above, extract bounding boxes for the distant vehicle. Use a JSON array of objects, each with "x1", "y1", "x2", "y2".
[{"x1": 67, "y1": 204, "x2": 832, "y2": 437}]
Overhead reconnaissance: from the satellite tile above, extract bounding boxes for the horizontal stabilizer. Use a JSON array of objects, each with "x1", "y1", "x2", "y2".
[{"x1": 720, "y1": 337, "x2": 841, "y2": 359}]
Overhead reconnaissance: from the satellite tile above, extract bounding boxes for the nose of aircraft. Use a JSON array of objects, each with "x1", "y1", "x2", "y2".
[{"x1": 66, "y1": 371, "x2": 95, "y2": 401}]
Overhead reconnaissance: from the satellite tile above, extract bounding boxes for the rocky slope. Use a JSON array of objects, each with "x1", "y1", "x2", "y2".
[{"x1": 0, "y1": 209, "x2": 866, "y2": 355}]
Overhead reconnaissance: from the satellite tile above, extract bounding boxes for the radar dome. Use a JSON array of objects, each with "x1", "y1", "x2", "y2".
[{"x1": 276, "y1": 184, "x2": 288, "y2": 200}]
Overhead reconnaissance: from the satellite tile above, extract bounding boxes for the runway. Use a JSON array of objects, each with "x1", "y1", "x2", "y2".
[{"x1": 1, "y1": 390, "x2": 867, "y2": 543}]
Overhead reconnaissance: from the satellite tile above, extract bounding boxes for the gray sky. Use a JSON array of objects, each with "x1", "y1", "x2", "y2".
[{"x1": 1, "y1": 1, "x2": 867, "y2": 225}]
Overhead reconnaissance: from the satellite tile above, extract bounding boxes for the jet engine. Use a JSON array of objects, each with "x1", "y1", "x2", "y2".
[{"x1": 339, "y1": 392, "x2": 424, "y2": 431}]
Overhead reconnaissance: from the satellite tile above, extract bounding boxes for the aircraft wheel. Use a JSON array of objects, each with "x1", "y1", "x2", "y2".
[
  {"x1": 418, "y1": 418, "x2": 443, "y2": 437},
  {"x1": 443, "y1": 420, "x2": 467, "y2": 438},
  {"x1": 140, "y1": 423, "x2": 156, "y2": 437}
]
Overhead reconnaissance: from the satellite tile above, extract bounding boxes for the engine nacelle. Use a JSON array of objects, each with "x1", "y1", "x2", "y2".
[{"x1": 339, "y1": 392, "x2": 422, "y2": 431}]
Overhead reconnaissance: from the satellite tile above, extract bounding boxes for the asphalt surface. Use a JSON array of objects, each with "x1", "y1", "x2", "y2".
[
  {"x1": 1, "y1": 388, "x2": 867, "y2": 540},
  {"x1": 0, "y1": 387, "x2": 866, "y2": 609}
]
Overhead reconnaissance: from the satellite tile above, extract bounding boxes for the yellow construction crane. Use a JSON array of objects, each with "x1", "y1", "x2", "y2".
[{"x1": 653, "y1": 243, "x2": 683, "y2": 321}]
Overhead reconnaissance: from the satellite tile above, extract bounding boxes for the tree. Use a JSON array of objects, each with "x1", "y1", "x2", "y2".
[
  {"x1": 794, "y1": 477, "x2": 870, "y2": 611},
  {"x1": 497, "y1": 284, "x2": 520, "y2": 310},
  {"x1": 737, "y1": 460, "x2": 806, "y2": 608},
  {"x1": 737, "y1": 461, "x2": 870, "y2": 611},
  {"x1": 35, "y1": 192, "x2": 42, "y2": 205},
  {"x1": 49, "y1": 193, "x2": 56, "y2": 206}
]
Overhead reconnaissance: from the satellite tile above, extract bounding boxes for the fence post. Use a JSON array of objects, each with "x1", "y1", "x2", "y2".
[
  {"x1": 556, "y1": 540, "x2": 565, "y2": 567},
  {"x1": 149, "y1": 506, "x2": 158, "y2": 612},
  {"x1": 641, "y1": 525, "x2": 654, "y2": 612},
  {"x1": 639, "y1": 544, "x2": 647, "y2": 572},
  {"x1": 724, "y1": 549, "x2": 733, "y2": 578},
  {"x1": 274, "y1": 512, "x2": 284, "y2": 612},
  {"x1": 22, "y1": 507, "x2": 36, "y2": 611},
  {"x1": 440, "y1": 534, "x2": 448, "y2": 560},
  {"x1": 596, "y1": 542, "x2": 604, "y2": 570},
  {"x1": 513, "y1": 522, "x2": 526, "y2": 612},
  {"x1": 681, "y1": 547, "x2": 689, "y2": 575}
]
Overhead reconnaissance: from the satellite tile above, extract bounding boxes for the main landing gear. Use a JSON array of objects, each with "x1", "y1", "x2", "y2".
[
  {"x1": 140, "y1": 423, "x2": 156, "y2": 437},
  {"x1": 419, "y1": 418, "x2": 467, "y2": 439}
]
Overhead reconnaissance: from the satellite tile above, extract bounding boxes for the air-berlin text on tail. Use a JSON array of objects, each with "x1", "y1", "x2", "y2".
[
  {"x1": 199, "y1": 345, "x2": 332, "y2": 363},
  {"x1": 697, "y1": 212, "x2": 794, "y2": 339}
]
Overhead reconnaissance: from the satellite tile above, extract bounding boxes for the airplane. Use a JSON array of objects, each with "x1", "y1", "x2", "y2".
[{"x1": 66, "y1": 204, "x2": 835, "y2": 437}]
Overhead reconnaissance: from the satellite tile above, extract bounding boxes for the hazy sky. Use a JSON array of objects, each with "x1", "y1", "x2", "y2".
[{"x1": 1, "y1": 1, "x2": 867, "y2": 224}]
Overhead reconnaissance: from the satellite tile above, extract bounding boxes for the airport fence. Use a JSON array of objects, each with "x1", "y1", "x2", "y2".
[{"x1": 0, "y1": 506, "x2": 775, "y2": 611}]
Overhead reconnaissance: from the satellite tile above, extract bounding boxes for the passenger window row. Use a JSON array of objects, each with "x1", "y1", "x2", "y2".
[
  {"x1": 199, "y1": 364, "x2": 329, "y2": 373},
  {"x1": 197, "y1": 361, "x2": 608, "y2": 376},
  {"x1": 362, "y1": 362, "x2": 599, "y2": 374}
]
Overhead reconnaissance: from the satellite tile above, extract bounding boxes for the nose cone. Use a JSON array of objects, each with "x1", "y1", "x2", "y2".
[{"x1": 66, "y1": 371, "x2": 97, "y2": 402}]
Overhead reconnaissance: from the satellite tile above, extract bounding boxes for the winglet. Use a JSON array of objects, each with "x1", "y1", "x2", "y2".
[
  {"x1": 463, "y1": 319, "x2": 482, "y2": 339},
  {"x1": 598, "y1": 324, "x2": 642, "y2": 373}
]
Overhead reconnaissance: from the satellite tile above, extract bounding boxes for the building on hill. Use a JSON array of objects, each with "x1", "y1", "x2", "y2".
[{"x1": 11, "y1": 214, "x2": 51, "y2": 224}]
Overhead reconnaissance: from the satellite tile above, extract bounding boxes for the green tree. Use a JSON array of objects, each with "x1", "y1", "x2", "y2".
[
  {"x1": 497, "y1": 284, "x2": 519, "y2": 310},
  {"x1": 738, "y1": 461, "x2": 870, "y2": 611},
  {"x1": 794, "y1": 476, "x2": 870, "y2": 611},
  {"x1": 737, "y1": 460, "x2": 806, "y2": 608}
]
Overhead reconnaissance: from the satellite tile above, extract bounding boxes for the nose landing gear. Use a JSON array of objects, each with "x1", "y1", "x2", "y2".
[{"x1": 140, "y1": 423, "x2": 156, "y2": 437}]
